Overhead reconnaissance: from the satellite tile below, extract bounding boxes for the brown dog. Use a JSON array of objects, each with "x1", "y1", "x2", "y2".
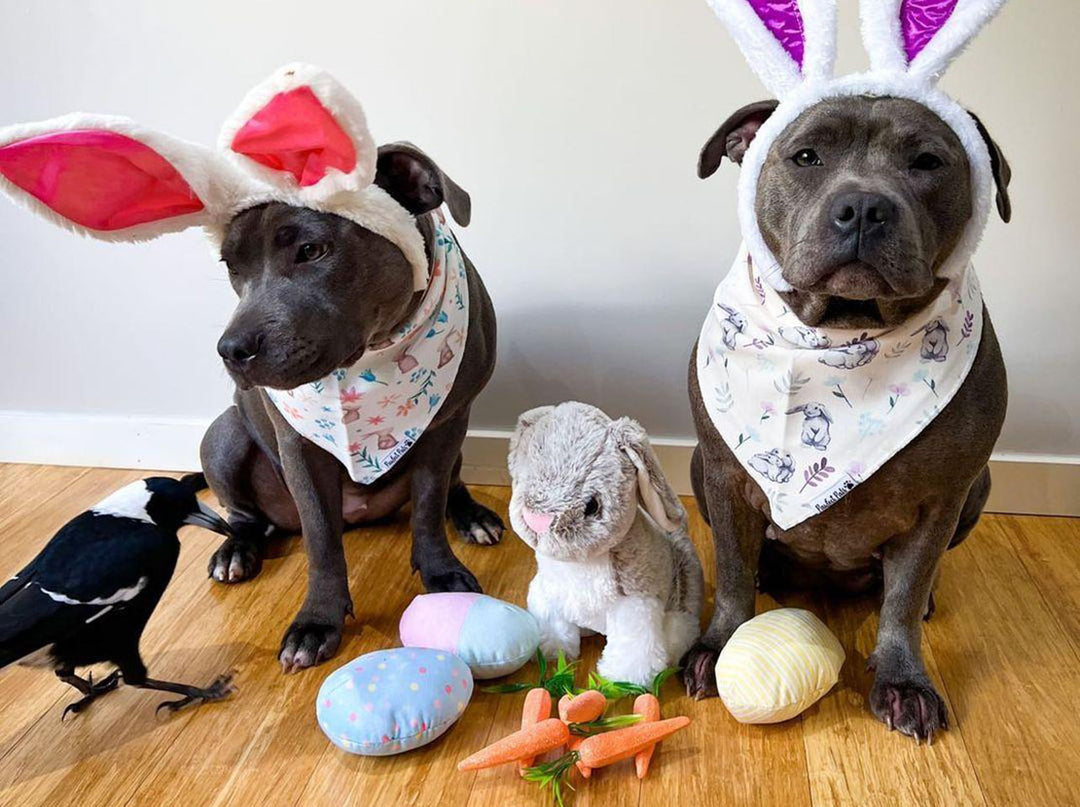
[{"x1": 683, "y1": 96, "x2": 1011, "y2": 742}]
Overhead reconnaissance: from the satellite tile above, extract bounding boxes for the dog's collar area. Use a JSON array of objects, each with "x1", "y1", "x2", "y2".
[{"x1": 696, "y1": 245, "x2": 985, "y2": 529}]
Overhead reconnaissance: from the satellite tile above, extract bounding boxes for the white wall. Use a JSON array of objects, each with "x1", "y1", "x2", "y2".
[{"x1": 0, "y1": 0, "x2": 1077, "y2": 461}]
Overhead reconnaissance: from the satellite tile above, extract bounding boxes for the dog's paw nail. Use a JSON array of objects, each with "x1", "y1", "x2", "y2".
[{"x1": 870, "y1": 677, "x2": 948, "y2": 744}]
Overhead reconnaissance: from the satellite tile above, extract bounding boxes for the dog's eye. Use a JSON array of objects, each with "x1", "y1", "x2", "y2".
[
  {"x1": 911, "y1": 153, "x2": 944, "y2": 171},
  {"x1": 296, "y1": 243, "x2": 329, "y2": 263},
  {"x1": 583, "y1": 496, "x2": 601, "y2": 518},
  {"x1": 792, "y1": 148, "x2": 823, "y2": 167}
]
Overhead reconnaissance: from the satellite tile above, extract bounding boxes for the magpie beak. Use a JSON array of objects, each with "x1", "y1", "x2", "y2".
[{"x1": 182, "y1": 502, "x2": 233, "y2": 536}]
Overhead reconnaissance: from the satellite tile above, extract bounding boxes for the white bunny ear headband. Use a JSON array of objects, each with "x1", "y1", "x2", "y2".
[
  {"x1": 0, "y1": 63, "x2": 430, "y2": 291},
  {"x1": 705, "y1": 0, "x2": 1008, "y2": 292}
]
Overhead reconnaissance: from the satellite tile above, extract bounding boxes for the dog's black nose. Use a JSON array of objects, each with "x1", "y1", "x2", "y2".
[
  {"x1": 830, "y1": 192, "x2": 896, "y2": 235},
  {"x1": 217, "y1": 332, "x2": 263, "y2": 366}
]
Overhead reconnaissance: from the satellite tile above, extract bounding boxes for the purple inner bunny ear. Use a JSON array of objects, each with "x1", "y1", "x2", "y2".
[
  {"x1": 900, "y1": 0, "x2": 960, "y2": 62},
  {"x1": 748, "y1": 0, "x2": 805, "y2": 69}
]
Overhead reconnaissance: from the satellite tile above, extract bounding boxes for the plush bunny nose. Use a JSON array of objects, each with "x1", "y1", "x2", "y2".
[{"x1": 521, "y1": 508, "x2": 555, "y2": 535}]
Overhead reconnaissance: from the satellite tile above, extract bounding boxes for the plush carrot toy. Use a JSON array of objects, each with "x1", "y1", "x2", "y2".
[
  {"x1": 557, "y1": 690, "x2": 606, "y2": 724},
  {"x1": 458, "y1": 719, "x2": 570, "y2": 772},
  {"x1": 566, "y1": 735, "x2": 591, "y2": 779},
  {"x1": 576, "y1": 716, "x2": 690, "y2": 769},
  {"x1": 518, "y1": 688, "x2": 554, "y2": 775},
  {"x1": 632, "y1": 693, "x2": 661, "y2": 778}
]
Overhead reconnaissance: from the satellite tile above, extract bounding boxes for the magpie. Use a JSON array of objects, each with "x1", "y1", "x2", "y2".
[{"x1": 0, "y1": 475, "x2": 238, "y2": 718}]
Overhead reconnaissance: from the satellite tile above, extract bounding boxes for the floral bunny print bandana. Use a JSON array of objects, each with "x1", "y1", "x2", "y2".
[
  {"x1": 696, "y1": 246, "x2": 983, "y2": 529},
  {"x1": 265, "y1": 214, "x2": 469, "y2": 484}
]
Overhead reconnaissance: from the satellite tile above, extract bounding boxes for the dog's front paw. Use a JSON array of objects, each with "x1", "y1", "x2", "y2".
[
  {"x1": 279, "y1": 620, "x2": 343, "y2": 673},
  {"x1": 208, "y1": 537, "x2": 262, "y2": 583},
  {"x1": 449, "y1": 499, "x2": 505, "y2": 547},
  {"x1": 418, "y1": 558, "x2": 482, "y2": 594},
  {"x1": 869, "y1": 674, "x2": 948, "y2": 743},
  {"x1": 681, "y1": 641, "x2": 721, "y2": 700}
]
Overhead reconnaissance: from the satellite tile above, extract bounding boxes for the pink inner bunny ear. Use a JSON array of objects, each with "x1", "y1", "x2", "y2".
[
  {"x1": 748, "y1": 0, "x2": 806, "y2": 69},
  {"x1": 230, "y1": 86, "x2": 357, "y2": 187},
  {"x1": 900, "y1": 0, "x2": 960, "y2": 62},
  {"x1": 0, "y1": 130, "x2": 204, "y2": 231}
]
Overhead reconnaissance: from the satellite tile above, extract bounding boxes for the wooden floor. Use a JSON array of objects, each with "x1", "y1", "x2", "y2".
[{"x1": 0, "y1": 465, "x2": 1078, "y2": 806}]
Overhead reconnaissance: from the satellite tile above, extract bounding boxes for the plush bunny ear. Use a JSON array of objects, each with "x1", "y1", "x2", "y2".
[
  {"x1": 219, "y1": 63, "x2": 377, "y2": 204},
  {"x1": 861, "y1": 0, "x2": 1008, "y2": 82},
  {"x1": 507, "y1": 405, "x2": 556, "y2": 478},
  {"x1": 611, "y1": 418, "x2": 686, "y2": 533},
  {"x1": 705, "y1": 0, "x2": 837, "y2": 97},
  {"x1": 0, "y1": 115, "x2": 218, "y2": 242}
]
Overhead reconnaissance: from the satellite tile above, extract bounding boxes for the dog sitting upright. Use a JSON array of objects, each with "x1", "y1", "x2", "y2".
[
  {"x1": 0, "y1": 64, "x2": 504, "y2": 672},
  {"x1": 684, "y1": 1, "x2": 1012, "y2": 742}
]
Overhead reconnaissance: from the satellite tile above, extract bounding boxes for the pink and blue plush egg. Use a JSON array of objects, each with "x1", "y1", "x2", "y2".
[
  {"x1": 316, "y1": 647, "x2": 473, "y2": 756},
  {"x1": 399, "y1": 593, "x2": 540, "y2": 679}
]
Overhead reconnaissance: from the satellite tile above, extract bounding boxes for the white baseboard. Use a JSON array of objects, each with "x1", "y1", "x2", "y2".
[
  {"x1": 463, "y1": 430, "x2": 1080, "y2": 518},
  {"x1": 2, "y1": 413, "x2": 1078, "y2": 517},
  {"x1": 0, "y1": 411, "x2": 210, "y2": 471}
]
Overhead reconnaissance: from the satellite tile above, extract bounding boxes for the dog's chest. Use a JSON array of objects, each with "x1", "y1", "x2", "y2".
[{"x1": 536, "y1": 554, "x2": 620, "y2": 634}]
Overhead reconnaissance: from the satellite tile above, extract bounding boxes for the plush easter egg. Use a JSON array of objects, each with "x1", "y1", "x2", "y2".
[
  {"x1": 316, "y1": 647, "x2": 473, "y2": 756},
  {"x1": 399, "y1": 592, "x2": 540, "y2": 679},
  {"x1": 714, "y1": 608, "x2": 844, "y2": 724}
]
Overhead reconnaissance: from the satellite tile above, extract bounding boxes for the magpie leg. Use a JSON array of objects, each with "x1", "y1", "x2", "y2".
[
  {"x1": 58, "y1": 669, "x2": 121, "y2": 720},
  {"x1": 132, "y1": 671, "x2": 237, "y2": 714}
]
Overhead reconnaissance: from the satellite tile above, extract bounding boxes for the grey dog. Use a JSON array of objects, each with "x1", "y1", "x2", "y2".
[
  {"x1": 199, "y1": 144, "x2": 504, "y2": 672},
  {"x1": 684, "y1": 96, "x2": 1011, "y2": 742}
]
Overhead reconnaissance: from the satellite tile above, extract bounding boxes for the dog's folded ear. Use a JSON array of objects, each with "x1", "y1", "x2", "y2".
[
  {"x1": 699, "y1": 99, "x2": 779, "y2": 178},
  {"x1": 374, "y1": 142, "x2": 471, "y2": 226},
  {"x1": 967, "y1": 110, "x2": 1012, "y2": 223}
]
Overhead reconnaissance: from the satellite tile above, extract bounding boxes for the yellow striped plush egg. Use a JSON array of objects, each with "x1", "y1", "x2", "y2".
[{"x1": 714, "y1": 608, "x2": 844, "y2": 724}]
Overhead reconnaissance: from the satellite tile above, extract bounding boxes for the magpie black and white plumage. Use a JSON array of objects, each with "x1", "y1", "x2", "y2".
[{"x1": 0, "y1": 475, "x2": 238, "y2": 718}]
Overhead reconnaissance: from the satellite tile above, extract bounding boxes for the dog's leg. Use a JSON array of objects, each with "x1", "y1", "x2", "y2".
[
  {"x1": 682, "y1": 450, "x2": 766, "y2": 699},
  {"x1": 408, "y1": 414, "x2": 482, "y2": 593},
  {"x1": 949, "y1": 465, "x2": 990, "y2": 549},
  {"x1": 201, "y1": 406, "x2": 279, "y2": 583},
  {"x1": 689, "y1": 445, "x2": 711, "y2": 526},
  {"x1": 271, "y1": 420, "x2": 353, "y2": 672},
  {"x1": 446, "y1": 454, "x2": 505, "y2": 546},
  {"x1": 868, "y1": 506, "x2": 959, "y2": 744}
]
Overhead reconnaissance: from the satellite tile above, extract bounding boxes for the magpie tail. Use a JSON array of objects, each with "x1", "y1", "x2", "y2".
[{"x1": 179, "y1": 473, "x2": 209, "y2": 494}]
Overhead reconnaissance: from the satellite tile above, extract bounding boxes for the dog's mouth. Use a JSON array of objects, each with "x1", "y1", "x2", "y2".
[
  {"x1": 803, "y1": 261, "x2": 895, "y2": 300},
  {"x1": 818, "y1": 297, "x2": 885, "y2": 328},
  {"x1": 222, "y1": 334, "x2": 370, "y2": 392}
]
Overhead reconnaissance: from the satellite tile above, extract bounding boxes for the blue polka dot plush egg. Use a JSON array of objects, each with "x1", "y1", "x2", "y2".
[
  {"x1": 399, "y1": 593, "x2": 540, "y2": 679},
  {"x1": 316, "y1": 647, "x2": 473, "y2": 756}
]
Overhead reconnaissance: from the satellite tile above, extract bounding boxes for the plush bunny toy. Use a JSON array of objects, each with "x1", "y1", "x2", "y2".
[{"x1": 507, "y1": 402, "x2": 704, "y2": 686}]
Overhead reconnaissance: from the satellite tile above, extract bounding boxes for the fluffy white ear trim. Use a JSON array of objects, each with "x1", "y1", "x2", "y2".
[
  {"x1": 860, "y1": 0, "x2": 910, "y2": 74},
  {"x1": 906, "y1": 0, "x2": 1008, "y2": 82},
  {"x1": 204, "y1": 183, "x2": 429, "y2": 292},
  {"x1": 705, "y1": 0, "x2": 806, "y2": 97},
  {"x1": 861, "y1": 0, "x2": 1009, "y2": 83},
  {"x1": 0, "y1": 114, "x2": 229, "y2": 243},
  {"x1": 798, "y1": 0, "x2": 839, "y2": 84},
  {"x1": 218, "y1": 62, "x2": 378, "y2": 205}
]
